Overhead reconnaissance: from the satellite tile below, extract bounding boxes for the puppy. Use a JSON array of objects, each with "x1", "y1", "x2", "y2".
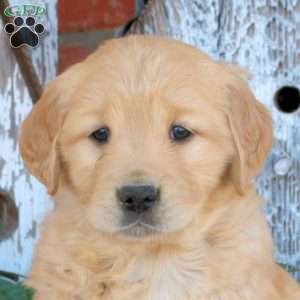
[{"x1": 20, "y1": 35, "x2": 300, "y2": 299}]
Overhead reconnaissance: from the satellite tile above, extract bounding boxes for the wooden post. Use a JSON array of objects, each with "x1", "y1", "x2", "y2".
[
  {"x1": 129, "y1": 0, "x2": 300, "y2": 280},
  {"x1": 0, "y1": 0, "x2": 57, "y2": 275}
]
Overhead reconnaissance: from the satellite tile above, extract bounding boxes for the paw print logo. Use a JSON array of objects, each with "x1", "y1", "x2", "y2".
[{"x1": 4, "y1": 16, "x2": 45, "y2": 48}]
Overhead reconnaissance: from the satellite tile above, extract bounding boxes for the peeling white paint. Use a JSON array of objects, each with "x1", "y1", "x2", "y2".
[
  {"x1": 131, "y1": 0, "x2": 300, "y2": 279},
  {"x1": 0, "y1": 0, "x2": 57, "y2": 275}
]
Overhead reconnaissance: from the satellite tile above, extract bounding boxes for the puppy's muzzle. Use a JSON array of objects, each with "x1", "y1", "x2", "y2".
[{"x1": 117, "y1": 185, "x2": 159, "y2": 214}]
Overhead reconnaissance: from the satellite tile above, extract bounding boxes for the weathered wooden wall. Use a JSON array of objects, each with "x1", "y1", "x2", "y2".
[
  {"x1": 130, "y1": 0, "x2": 300, "y2": 279},
  {"x1": 0, "y1": 0, "x2": 57, "y2": 275}
]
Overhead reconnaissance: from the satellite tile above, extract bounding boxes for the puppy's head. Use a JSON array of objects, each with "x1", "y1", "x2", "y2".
[{"x1": 20, "y1": 36, "x2": 273, "y2": 240}]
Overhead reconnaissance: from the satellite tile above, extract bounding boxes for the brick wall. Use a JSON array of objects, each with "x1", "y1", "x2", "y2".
[{"x1": 58, "y1": 0, "x2": 137, "y2": 73}]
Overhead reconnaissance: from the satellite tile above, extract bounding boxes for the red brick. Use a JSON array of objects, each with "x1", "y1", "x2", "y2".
[
  {"x1": 59, "y1": 44, "x2": 91, "y2": 73},
  {"x1": 58, "y1": 0, "x2": 136, "y2": 33}
]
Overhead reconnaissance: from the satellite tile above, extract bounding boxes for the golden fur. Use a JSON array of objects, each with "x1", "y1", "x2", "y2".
[{"x1": 20, "y1": 36, "x2": 300, "y2": 299}]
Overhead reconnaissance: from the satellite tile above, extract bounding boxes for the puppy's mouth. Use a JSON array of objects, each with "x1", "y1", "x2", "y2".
[{"x1": 119, "y1": 217, "x2": 164, "y2": 238}]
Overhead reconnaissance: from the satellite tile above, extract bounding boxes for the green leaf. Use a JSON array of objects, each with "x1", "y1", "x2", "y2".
[{"x1": 0, "y1": 279, "x2": 34, "y2": 300}]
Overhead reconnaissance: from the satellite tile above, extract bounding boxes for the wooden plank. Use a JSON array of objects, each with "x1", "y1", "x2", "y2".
[
  {"x1": 0, "y1": 0, "x2": 57, "y2": 275},
  {"x1": 130, "y1": 0, "x2": 300, "y2": 279}
]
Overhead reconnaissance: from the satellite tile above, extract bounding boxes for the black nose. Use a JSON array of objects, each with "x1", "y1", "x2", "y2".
[{"x1": 117, "y1": 185, "x2": 159, "y2": 213}]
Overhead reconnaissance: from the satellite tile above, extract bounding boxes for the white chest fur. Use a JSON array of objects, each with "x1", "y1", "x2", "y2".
[{"x1": 125, "y1": 251, "x2": 204, "y2": 300}]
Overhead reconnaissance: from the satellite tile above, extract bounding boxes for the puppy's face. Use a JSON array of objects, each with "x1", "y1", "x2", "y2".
[
  {"x1": 20, "y1": 36, "x2": 273, "y2": 239},
  {"x1": 59, "y1": 72, "x2": 233, "y2": 238}
]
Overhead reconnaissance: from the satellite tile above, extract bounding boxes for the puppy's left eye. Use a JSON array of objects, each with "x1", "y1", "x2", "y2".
[
  {"x1": 170, "y1": 125, "x2": 192, "y2": 142},
  {"x1": 90, "y1": 127, "x2": 110, "y2": 143}
]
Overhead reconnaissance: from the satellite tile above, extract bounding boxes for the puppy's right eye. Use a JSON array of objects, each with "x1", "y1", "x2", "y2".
[
  {"x1": 90, "y1": 127, "x2": 110, "y2": 143},
  {"x1": 170, "y1": 125, "x2": 192, "y2": 142}
]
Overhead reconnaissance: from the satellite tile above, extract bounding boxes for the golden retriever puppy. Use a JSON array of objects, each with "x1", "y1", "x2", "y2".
[{"x1": 20, "y1": 35, "x2": 300, "y2": 300}]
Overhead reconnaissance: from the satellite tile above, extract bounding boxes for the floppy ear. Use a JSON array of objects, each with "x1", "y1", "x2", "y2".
[
  {"x1": 20, "y1": 62, "x2": 88, "y2": 195},
  {"x1": 20, "y1": 81, "x2": 65, "y2": 195},
  {"x1": 227, "y1": 78, "x2": 274, "y2": 194}
]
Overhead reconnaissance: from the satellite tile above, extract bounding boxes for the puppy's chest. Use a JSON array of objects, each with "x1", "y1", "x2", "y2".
[{"x1": 110, "y1": 256, "x2": 204, "y2": 300}]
